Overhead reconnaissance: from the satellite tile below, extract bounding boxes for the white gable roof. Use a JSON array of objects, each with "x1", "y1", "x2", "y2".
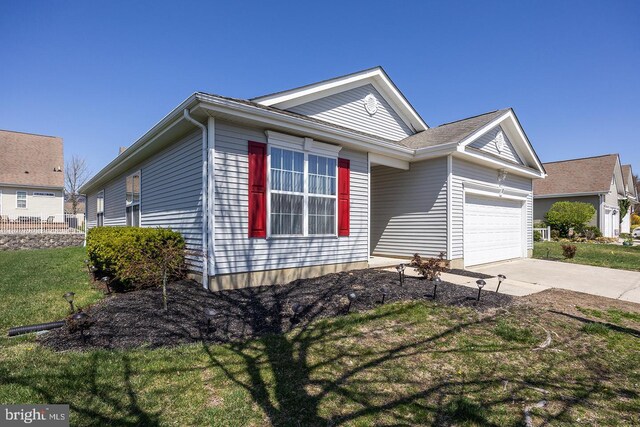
[{"x1": 252, "y1": 67, "x2": 428, "y2": 134}]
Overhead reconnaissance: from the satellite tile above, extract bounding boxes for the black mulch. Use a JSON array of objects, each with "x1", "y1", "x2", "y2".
[
  {"x1": 39, "y1": 269, "x2": 515, "y2": 352},
  {"x1": 447, "y1": 269, "x2": 494, "y2": 279}
]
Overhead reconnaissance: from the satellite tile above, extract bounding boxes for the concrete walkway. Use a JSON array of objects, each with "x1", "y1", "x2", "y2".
[{"x1": 469, "y1": 258, "x2": 640, "y2": 304}]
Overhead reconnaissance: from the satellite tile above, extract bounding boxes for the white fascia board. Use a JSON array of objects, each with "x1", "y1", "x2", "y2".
[
  {"x1": 412, "y1": 142, "x2": 459, "y2": 161},
  {"x1": 453, "y1": 149, "x2": 545, "y2": 179},
  {"x1": 458, "y1": 110, "x2": 545, "y2": 175},
  {"x1": 80, "y1": 94, "x2": 199, "y2": 194},
  {"x1": 194, "y1": 95, "x2": 415, "y2": 160},
  {"x1": 254, "y1": 68, "x2": 428, "y2": 132},
  {"x1": 369, "y1": 153, "x2": 409, "y2": 170},
  {"x1": 533, "y1": 191, "x2": 603, "y2": 199}
]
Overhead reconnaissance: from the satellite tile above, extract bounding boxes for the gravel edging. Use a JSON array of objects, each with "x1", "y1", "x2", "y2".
[{"x1": 40, "y1": 269, "x2": 515, "y2": 351}]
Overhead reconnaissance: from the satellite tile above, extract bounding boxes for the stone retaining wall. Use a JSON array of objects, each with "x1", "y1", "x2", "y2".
[{"x1": 0, "y1": 233, "x2": 85, "y2": 251}]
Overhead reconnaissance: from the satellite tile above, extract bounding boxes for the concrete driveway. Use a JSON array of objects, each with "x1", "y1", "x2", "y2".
[{"x1": 469, "y1": 258, "x2": 640, "y2": 304}]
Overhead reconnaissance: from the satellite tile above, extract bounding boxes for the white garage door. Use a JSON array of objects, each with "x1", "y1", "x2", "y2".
[{"x1": 464, "y1": 194, "x2": 524, "y2": 267}]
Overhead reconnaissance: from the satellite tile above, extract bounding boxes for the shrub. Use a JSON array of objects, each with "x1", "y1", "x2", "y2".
[
  {"x1": 550, "y1": 229, "x2": 560, "y2": 240},
  {"x1": 545, "y1": 201, "x2": 596, "y2": 237},
  {"x1": 561, "y1": 244, "x2": 577, "y2": 259},
  {"x1": 87, "y1": 227, "x2": 186, "y2": 293},
  {"x1": 409, "y1": 252, "x2": 449, "y2": 280},
  {"x1": 533, "y1": 230, "x2": 542, "y2": 242},
  {"x1": 632, "y1": 213, "x2": 640, "y2": 226},
  {"x1": 580, "y1": 226, "x2": 602, "y2": 240}
]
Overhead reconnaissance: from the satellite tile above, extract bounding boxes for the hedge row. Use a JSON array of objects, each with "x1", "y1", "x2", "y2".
[{"x1": 87, "y1": 227, "x2": 186, "y2": 287}]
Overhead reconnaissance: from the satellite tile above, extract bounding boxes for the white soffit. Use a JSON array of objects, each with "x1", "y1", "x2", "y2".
[{"x1": 252, "y1": 67, "x2": 428, "y2": 133}]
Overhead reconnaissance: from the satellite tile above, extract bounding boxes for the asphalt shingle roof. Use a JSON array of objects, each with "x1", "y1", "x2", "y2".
[
  {"x1": 397, "y1": 109, "x2": 510, "y2": 149},
  {"x1": 533, "y1": 154, "x2": 619, "y2": 196},
  {"x1": 0, "y1": 130, "x2": 64, "y2": 188}
]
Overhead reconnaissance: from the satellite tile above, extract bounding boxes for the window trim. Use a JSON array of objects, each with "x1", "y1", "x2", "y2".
[
  {"x1": 16, "y1": 191, "x2": 27, "y2": 209},
  {"x1": 96, "y1": 190, "x2": 105, "y2": 227},
  {"x1": 125, "y1": 171, "x2": 141, "y2": 227},
  {"x1": 265, "y1": 132, "x2": 341, "y2": 238},
  {"x1": 32, "y1": 191, "x2": 56, "y2": 197}
]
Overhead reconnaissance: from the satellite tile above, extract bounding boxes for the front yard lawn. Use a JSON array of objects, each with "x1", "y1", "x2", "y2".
[
  {"x1": 1, "y1": 247, "x2": 639, "y2": 426},
  {"x1": 533, "y1": 241, "x2": 640, "y2": 271}
]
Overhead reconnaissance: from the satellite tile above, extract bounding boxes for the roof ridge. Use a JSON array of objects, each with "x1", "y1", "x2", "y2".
[
  {"x1": 0, "y1": 129, "x2": 60, "y2": 139},
  {"x1": 543, "y1": 153, "x2": 619, "y2": 164},
  {"x1": 433, "y1": 108, "x2": 510, "y2": 129}
]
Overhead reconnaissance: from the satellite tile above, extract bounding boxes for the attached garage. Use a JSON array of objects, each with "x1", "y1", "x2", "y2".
[{"x1": 463, "y1": 193, "x2": 525, "y2": 267}]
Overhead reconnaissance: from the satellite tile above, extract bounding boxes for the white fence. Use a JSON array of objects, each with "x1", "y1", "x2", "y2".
[
  {"x1": 0, "y1": 213, "x2": 85, "y2": 234},
  {"x1": 534, "y1": 226, "x2": 551, "y2": 242}
]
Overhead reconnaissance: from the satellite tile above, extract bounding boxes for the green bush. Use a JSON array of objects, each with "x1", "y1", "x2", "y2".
[
  {"x1": 545, "y1": 201, "x2": 596, "y2": 237},
  {"x1": 87, "y1": 227, "x2": 186, "y2": 289},
  {"x1": 580, "y1": 226, "x2": 602, "y2": 240}
]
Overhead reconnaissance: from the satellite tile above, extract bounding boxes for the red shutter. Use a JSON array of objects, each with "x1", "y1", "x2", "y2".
[
  {"x1": 338, "y1": 158, "x2": 350, "y2": 236},
  {"x1": 248, "y1": 141, "x2": 267, "y2": 238}
]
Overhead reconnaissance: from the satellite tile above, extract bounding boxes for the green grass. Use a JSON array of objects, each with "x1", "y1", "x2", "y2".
[
  {"x1": 533, "y1": 241, "x2": 640, "y2": 271},
  {"x1": 1, "y1": 248, "x2": 640, "y2": 426}
]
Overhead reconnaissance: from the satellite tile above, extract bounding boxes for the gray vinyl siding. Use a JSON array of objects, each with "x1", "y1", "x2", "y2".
[
  {"x1": 86, "y1": 130, "x2": 204, "y2": 272},
  {"x1": 533, "y1": 195, "x2": 599, "y2": 227},
  {"x1": 370, "y1": 158, "x2": 448, "y2": 258},
  {"x1": 451, "y1": 158, "x2": 534, "y2": 260},
  {"x1": 213, "y1": 120, "x2": 368, "y2": 275},
  {"x1": 288, "y1": 84, "x2": 413, "y2": 141},
  {"x1": 468, "y1": 125, "x2": 523, "y2": 164}
]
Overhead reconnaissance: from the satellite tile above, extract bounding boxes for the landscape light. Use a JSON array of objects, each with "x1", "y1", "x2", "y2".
[
  {"x1": 204, "y1": 307, "x2": 217, "y2": 334},
  {"x1": 71, "y1": 312, "x2": 89, "y2": 343},
  {"x1": 476, "y1": 279, "x2": 486, "y2": 302},
  {"x1": 63, "y1": 292, "x2": 75, "y2": 313},
  {"x1": 347, "y1": 292, "x2": 357, "y2": 312},
  {"x1": 396, "y1": 264, "x2": 406, "y2": 285},
  {"x1": 291, "y1": 303, "x2": 304, "y2": 323},
  {"x1": 380, "y1": 286, "x2": 388, "y2": 304},
  {"x1": 496, "y1": 274, "x2": 506, "y2": 293},
  {"x1": 432, "y1": 277, "x2": 442, "y2": 299},
  {"x1": 100, "y1": 276, "x2": 111, "y2": 294}
]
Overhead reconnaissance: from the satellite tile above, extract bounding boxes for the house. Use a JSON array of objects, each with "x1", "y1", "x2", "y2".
[
  {"x1": 620, "y1": 164, "x2": 638, "y2": 233},
  {"x1": 80, "y1": 67, "x2": 546, "y2": 291},
  {"x1": 0, "y1": 129, "x2": 64, "y2": 220},
  {"x1": 533, "y1": 154, "x2": 626, "y2": 237}
]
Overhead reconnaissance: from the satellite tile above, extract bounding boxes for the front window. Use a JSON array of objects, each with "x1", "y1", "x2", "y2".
[
  {"x1": 125, "y1": 172, "x2": 140, "y2": 226},
  {"x1": 96, "y1": 190, "x2": 104, "y2": 227},
  {"x1": 269, "y1": 148, "x2": 337, "y2": 236},
  {"x1": 16, "y1": 191, "x2": 27, "y2": 209}
]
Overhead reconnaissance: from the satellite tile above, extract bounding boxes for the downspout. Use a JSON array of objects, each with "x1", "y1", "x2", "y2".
[{"x1": 183, "y1": 109, "x2": 209, "y2": 288}]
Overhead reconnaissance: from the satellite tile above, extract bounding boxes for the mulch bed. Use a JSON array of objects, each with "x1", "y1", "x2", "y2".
[
  {"x1": 447, "y1": 269, "x2": 494, "y2": 279},
  {"x1": 39, "y1": 269, "x2": 516, "y2": 351}
]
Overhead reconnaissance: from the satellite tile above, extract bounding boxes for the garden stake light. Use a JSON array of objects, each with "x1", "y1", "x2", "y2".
[
  {"x1": 432, "y1": 277, "x2": 442, "y2": 299},
  {"x1": 204, "y1": 307, "x2": 217, "y2": 334},
  {"x1": 496, "y1": 274, "x2": 506, "y2": 293},
  {"x1": 291, "y1": 303, "x2": 304, "y2": 323},
  {"x1": 380, "y1": 286, "x2": 388, "y2": 304},
  {"x1": 476, "y1": 279, "x2": 486, "y2": 302},
  {"x1": 63, "y1": 292, "x2": 76, "y2": 313},
  {"x1": 71, "y1": 312, "x2": 89, "y2": 344},
  {"x1": 396, "y1": 263, "x2": 406, "y2": 285},
  {"x1": 347, "y1": 292, "x2": 357, "y2": 312},
  {"x1": 100, "y1": 276, "x2": 111, "y2": 294}
]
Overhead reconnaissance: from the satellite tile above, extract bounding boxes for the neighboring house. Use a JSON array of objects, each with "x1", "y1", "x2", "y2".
[
  {"x1": 80, "y1": 67, "x2": 546, "y2": 291},
  {"x1": 533, "y1": 154, "x2": 626, "y2": 237},
  {"x1": 0, "y1": 130, "x2": 64, "y2": 220},
  {"x1": 620, "y1": 164, "x2": 637, "y2": 233}
]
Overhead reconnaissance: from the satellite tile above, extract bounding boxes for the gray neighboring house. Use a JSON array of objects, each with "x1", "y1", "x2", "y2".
[
  {"x1": 533, "y1": 154, "x2": 626, "y2": 237},
  {"x1": 621, "y1": 164, "x2": 638, "y2": 233},
  {"x1": 80, "y1": 67, "x2": 546, "y2": 291}
]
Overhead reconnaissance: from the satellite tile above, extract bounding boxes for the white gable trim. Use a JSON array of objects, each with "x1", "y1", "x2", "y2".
[
  {"x1": 253, "y1": 68, "x2": 428, "y2": 133},
  {"x1": 458, "y1": 110, "x2": 545, "y2": 175}
]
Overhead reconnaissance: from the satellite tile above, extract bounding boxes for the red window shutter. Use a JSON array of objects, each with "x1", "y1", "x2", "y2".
[
  {"x1": 338, "y1": 158, "x2": 350, "y2": 236},
  {"x1": 248, "y1": 141, "x2": 267, "y2": 238}
]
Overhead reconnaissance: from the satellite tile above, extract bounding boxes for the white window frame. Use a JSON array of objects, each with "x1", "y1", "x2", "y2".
[
  {"x1": 125, "y1": 171, "x2": 141, "y2": 227},
  {"x1": 32, "y1": 191, "x2": 56, "y2": 197},
  {"x1": 16, "y1": 191, "x2": 27, "y2": 209},
  {"x1": 96, "y1": 190, "x2": 105, "y2": 227},
  {"x1": 265, "y1": 131, "x2": 341, "y2": 238}
]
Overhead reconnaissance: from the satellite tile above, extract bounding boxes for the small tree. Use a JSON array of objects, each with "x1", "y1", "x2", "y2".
[
  {"x1": 409, "y1": 252, "x2": 450, "y2": 280},
  {"x1": 65, "y1": 155, "x2": 90, "y2": 215},
  {"x1": 545, "y1": 201, "x2": 596, "y2": 237},
  {"x1": 118, "y1": 237, "x2": 186, "y2": 310}
]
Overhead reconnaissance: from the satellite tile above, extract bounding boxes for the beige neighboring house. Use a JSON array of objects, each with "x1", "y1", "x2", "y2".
[
  {"x1": 0, "y1": 129, "x2": 64, "y2": 220},
  {"x1": 621, "y1": 164, "x2": 638, "y2": 233},
  {"x1": 533, "y1": 154, "x2": 626, "y2": 237}
]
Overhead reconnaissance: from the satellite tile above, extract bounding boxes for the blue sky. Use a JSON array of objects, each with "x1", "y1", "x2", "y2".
[{"x1": 1, "y1": 0, "x2": 638, "y2": 177}]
